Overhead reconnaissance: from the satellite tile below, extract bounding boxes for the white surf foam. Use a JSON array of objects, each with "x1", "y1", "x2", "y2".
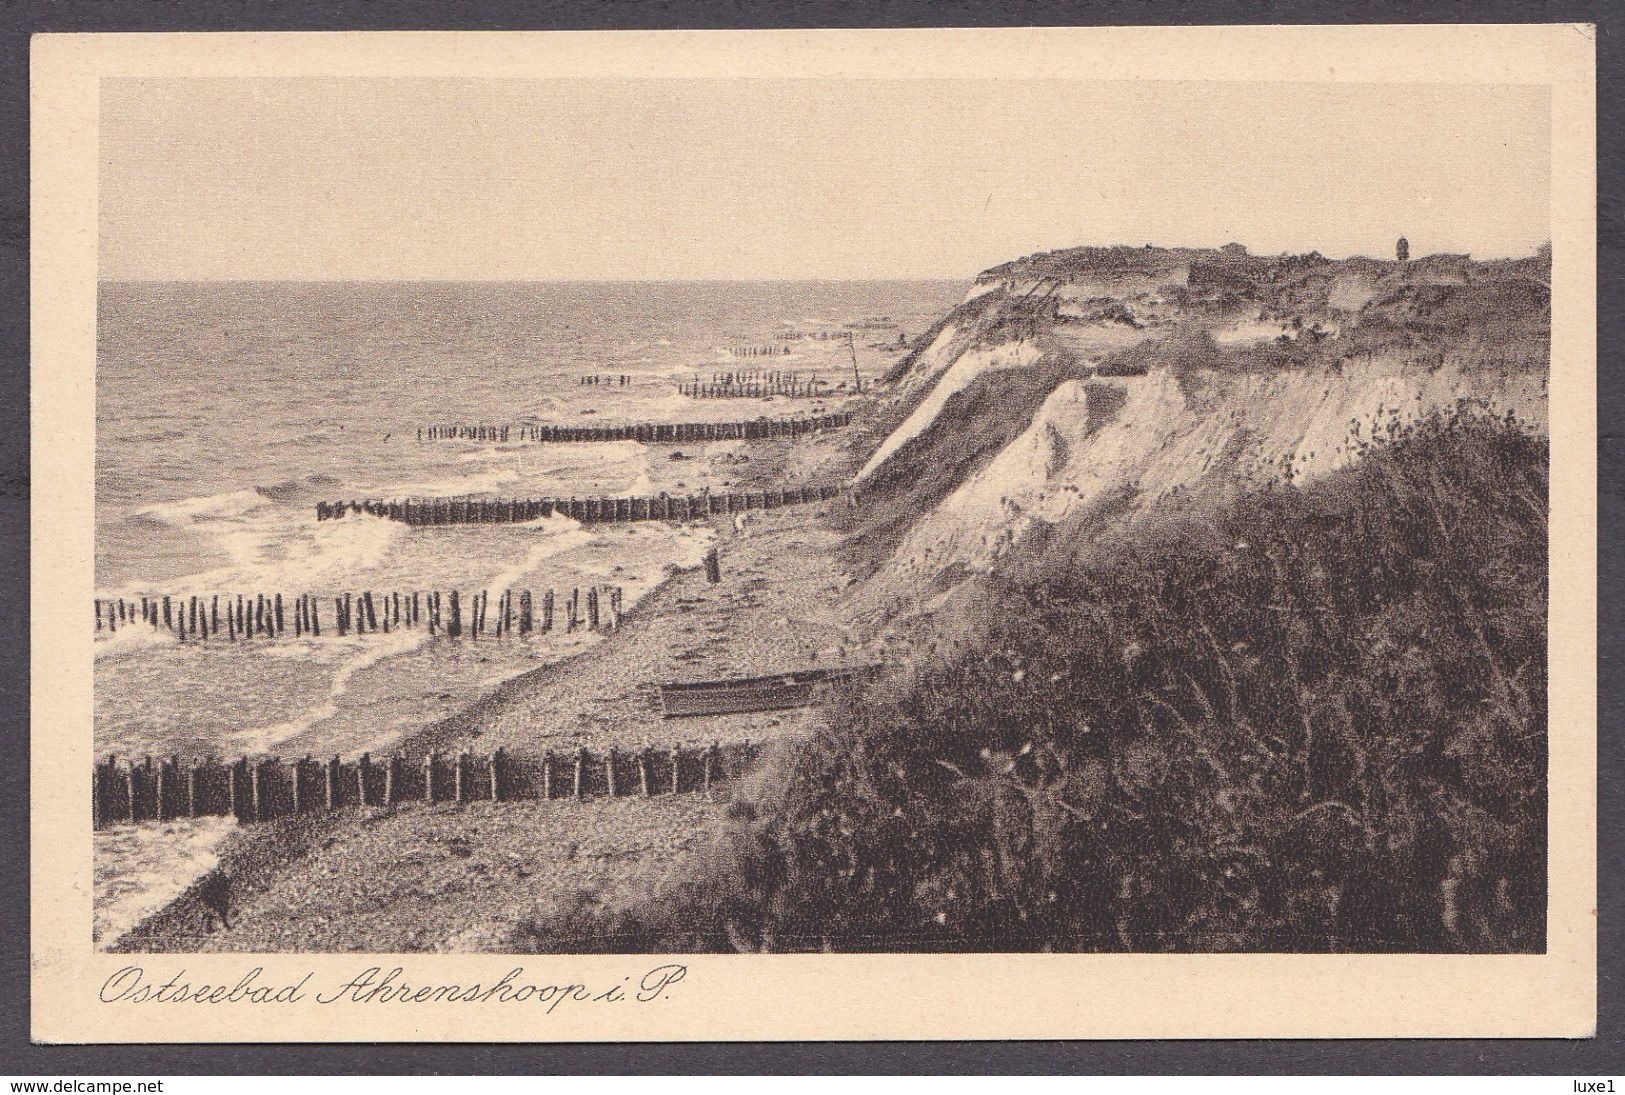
[
  {"x1": 227, "y1": 522, "x2": 600, "y2": 753},
  {"x1": 95, "y1": 816, "x2": 238, "y2": 949}
]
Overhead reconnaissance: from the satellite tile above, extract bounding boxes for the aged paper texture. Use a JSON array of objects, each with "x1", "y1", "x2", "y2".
[{"x1": 32, "y1": 26, "x2": 1596, "y2": 1042}]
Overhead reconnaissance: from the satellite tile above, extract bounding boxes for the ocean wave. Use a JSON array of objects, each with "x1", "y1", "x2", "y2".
[
  {"x1": 515, "y1": 511, "x2": 585, "y2": 532},
  {"x1": 134, "y1": 487, "x2": 267, "y2": 527},
  {"x1": 231, "y1": 628, "x2": 430, "y2": 752},
  {"x1": 639, "y1": 392, "x2": 700, "y2": 418},
  {"x1": 93, "y1": 624, "x2": 175, "y2": 662},
  {"x1": 381, "y1": 465, "x2": 522, "y2": 498},
  {"x1": 228, "y1": 526, "x2": 597, "y2": 752},
  {"x1": 531, "y1": 440, "x2": 648, "y2": 479},
  {"x1": 95, "y1": 816, "x2": 237, "y2": 948},
  {"x1": 117, "y1": 509, "x2": 412, "y2": 597},
  {"x1": 254, "y1": 473, "x2": 339, "y2": 503}
]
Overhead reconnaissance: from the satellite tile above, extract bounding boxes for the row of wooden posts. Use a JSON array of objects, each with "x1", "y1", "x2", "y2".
[
  {"x1": 316, "y1": 483, "x2": 848, "y2": 526},
  {"x1": 416, "y1": 412, "x2": 853, "y2": 445},
  {"x1": 728, "y1": 345, "x2": 793, "y2": 357},
  {"x1": 421, "y1": 425, "x2": 512, "y2": 441},
  {"x1": 94, "y1": 586, "x2": 624, "y2": 641},
  {"x1": 92, "y1": 740, "x2": 763, "y2": 828},
  {"x1": 775, "y1": 330, "x2": 856, "y2": 341},
  {"x1": 709, "y1": 370, "x2": 810, "y2": 385},
  {"x1": 678, "y1": 371, "x2": 837, "y2": 399},
  {"x1": 579, "y1": 375, "x2": 631, "y2": 386}
]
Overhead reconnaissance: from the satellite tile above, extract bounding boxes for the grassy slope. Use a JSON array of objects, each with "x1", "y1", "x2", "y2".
[{"x1": 513, "y1": 411, "x2": 1548, "y2": 953}]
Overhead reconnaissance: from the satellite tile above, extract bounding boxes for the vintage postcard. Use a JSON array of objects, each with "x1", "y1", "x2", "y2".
[{"x1": 31, "y1": 26, "x2": 1596, "y2": 1042}]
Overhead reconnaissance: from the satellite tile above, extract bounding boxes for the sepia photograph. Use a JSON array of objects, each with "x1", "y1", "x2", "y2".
[{"x1": 29, "y1": 25, "x2": 1597, "y2": 1043}]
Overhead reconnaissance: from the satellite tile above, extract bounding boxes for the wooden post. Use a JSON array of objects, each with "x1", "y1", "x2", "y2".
[
  {"x1": 385, "y1": 755, "x2": 402, "y2": 806},
  {"x1": 92, "y1": 765, "x2": 104, "y2": 829},
  {"x1": 155, "y1": 759, "x2": 171, "y2": 821},
  {"x1": 639, "y1": 748, "x2": 653, "y2": 797},
  {"x1": 670, "y1": 746, "x2": 682, "y2": 794},
  {"x1": 606, "y1": 748, "x2": 619, "y2": 796},
  {"x1": 573, "y1": 748, "x2": 587, "y2": 798},
  {"x1": 188, "y1": 760, "x2": 203, "y2": 817},
  {"x1": 357, "y1": 753, "x2": 372, "y2": 808},
  {"x1": 251, "y1": 760, "x2": 266, "y2": 822},
  {"x1": 228, "y1": 758, "x2": 244, "y2": 822},
  {"x1": 291, "y1": 755, "x2": 308, "y2": 814},
  {"x1": 704, "y1": 742, "x2": 720, "y2": 793},
  {"x1": 325, "y1": 755, "x2": 340, "y2": 809},
  {"x1": 489, "y1": 748, "x2": 504, "y2": 802},
  {"x1": 424, "y1": 752, "x2": 439, "y2": 803},
  {"x1": 542, "y1": 750, "x2": 554, "y2": 800},
  {"x1": 455, "y1": 751, "x2": 470, "y2": 803}
]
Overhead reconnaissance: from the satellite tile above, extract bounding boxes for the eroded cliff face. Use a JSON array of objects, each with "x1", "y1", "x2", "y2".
[
  {"x1": 884, "y1": 361, "x2": 1547, "y2": 584},
  {"x1": 850, "y1": 243, "x2": 1550, "y2": 615}
]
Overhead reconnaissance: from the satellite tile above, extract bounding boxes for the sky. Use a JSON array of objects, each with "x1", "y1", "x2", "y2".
[{"x1": 98, "y1": 77, "x2": 1552, "y2": 281}]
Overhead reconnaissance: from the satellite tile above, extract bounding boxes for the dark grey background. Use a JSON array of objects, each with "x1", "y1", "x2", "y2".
[{"x1": 0, "y1": 0, "x2": 1616, "y2": 1075}]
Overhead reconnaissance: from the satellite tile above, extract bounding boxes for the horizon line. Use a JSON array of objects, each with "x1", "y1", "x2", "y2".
[
  {"x1": 96, "y1": 274, "x2": 978, "y2": 286},
  {"x1": 96, "y1": 240, "x2": 1552, "y2": 286}
]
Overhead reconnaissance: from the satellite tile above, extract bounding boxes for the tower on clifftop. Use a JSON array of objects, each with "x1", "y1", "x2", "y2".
[{"x1": 1396, "y1": 236, "x2": 1410, "y2": 262}]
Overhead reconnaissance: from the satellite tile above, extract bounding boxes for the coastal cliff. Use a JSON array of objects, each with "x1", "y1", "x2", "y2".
[
  {"x1": 509, "y1": 242, "x2": 1551, "y2": 955},
  {"x1": 844, "y1": 243, "x2": 1549, "y2": 624}
]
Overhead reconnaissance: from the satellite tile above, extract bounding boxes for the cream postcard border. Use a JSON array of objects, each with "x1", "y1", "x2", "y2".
[{"x1": 30, "y1": 25, "x2": 1598, "y2": 1043}]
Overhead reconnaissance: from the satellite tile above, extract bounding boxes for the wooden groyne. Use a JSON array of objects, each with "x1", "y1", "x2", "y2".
[
  {"x1": 315, "y1": 482, "x2": 848, "y2": 526},
  {"x1": 775, "y1": 330, "x2": 855, "y2": 341},
  {"x1": 677, "y1": 371, "x2": 866, "y2": 399},
  {"x1": 417, "y1": 411, "x2": 853, "y2": 445},
  {"x1": 579, "y1": 374, "x2": 631, "y2": 386},
  {"x1": 92, "y1": 740, "x2": 764, "y2": 829},
  {"x1": 422, "y1": 425, "x2": 513, "y2": 442},
  {"x1": 729, "y1": 345, "x2": 793, "y2": 357},
  {"x1": 93, "y1": 586, "x2": 623, "y2": 642}
]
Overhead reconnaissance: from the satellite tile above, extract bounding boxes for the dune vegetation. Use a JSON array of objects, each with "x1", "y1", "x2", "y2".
[{"x1": 514, "y1": 407, "x2": 1547, "y2": 953}]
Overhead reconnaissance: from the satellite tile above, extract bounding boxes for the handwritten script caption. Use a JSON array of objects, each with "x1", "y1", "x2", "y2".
[{"x1": 99, "y1": 963, "x2": 689, "y2": 1013}]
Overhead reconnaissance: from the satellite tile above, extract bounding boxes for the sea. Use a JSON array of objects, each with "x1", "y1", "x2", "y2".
[{"x1": 92, "y1": 278, "x2": 963, "y2": 943}]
